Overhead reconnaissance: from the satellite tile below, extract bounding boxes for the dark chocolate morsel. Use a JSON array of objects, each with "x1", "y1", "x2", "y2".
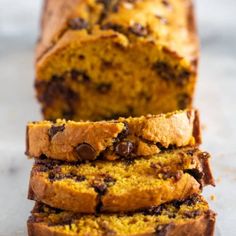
[
  {"x1": 48, "y1": 124, "x2": 65, "y2": 138},
  {"x1": 143, "y1": 205, "x2": 163, "y2": 216},
  {"x1": 91, "y1": 182, "x2": 107, "y2": 195},
  {"x1": 177, "y1": 93, "x2": 191, "y2": 109},
  {"x1": 70, "y1": 69, "x2": 90, "y2": 83},
  {"x1": 76, "y1": 143, "x2": 97, "y2": 160},
  {"x1": 68, "y1": 17, "x2": 89, "y2": 30},
  {"x1": 183, "y1": 210, "x2": 201, "y2": 218},
  {"x1": 115, "y1": 141, "x2": 134, "y2": 157}
]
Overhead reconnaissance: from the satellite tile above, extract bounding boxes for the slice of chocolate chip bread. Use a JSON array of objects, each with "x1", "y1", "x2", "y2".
[
  {"x1": 26, "y1": 109, "x2": 201, "y2": 162},
  {"x1": 35, "y1": 0, "x2": 199, "y2": 121},
  {"x1": 28, "y1": 148, "x2": 214, "y2": 213},
  {"x1": 28, "y1": 195, "x2": 216, "y2": 236}
]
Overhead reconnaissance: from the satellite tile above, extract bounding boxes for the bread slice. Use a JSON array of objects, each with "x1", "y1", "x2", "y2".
[
  {"x1": 28, "y1": 195, "x2": 215, "y2": 236},
  {"x1": 35, "y1": 0, "x2": 198, "y2": 121},
  {"x1": 26, "y1": 109, "x2": 201, "y2": 162},
  {"x1": 28, "y1": 147, "x2": 214, "y2": 213}
]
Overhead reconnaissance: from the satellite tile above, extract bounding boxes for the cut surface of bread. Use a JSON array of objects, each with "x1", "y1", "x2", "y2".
[
  {"x1": 28, "y1": 147, "x2": 214, "y2": 213},
  {"x1": 26, "y1": 109, "x2": 201, "y2": 162},
  {"x1": 28, "y1": 195, "x2": 216, "y2": 236}
]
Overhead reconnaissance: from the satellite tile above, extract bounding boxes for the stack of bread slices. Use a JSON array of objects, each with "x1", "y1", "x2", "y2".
[
  {"x1": 26, "y1": 0, "x2": 216, "y2": 235},
  {"x1": 26, "y1": 110, "x2": 216, "y2": 235}
]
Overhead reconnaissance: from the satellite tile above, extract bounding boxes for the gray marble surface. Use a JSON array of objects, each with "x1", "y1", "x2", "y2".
[{"x1": 0, "y1": 0, "x2": 235, "y2": 235}]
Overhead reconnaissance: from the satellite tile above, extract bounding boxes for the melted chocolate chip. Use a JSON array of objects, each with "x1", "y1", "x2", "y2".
[
  {"x1": 117, "y1": 122, "x2": 129, "y2": 140},
  {"x1": 115, "y1": 141, "x2": 134, "y2": 157},
  {"x1": 48, "y1": 124, "x2": 65, "y2": 138},
  {"x1": 183, "y1": 194, "x2": 200, "y2": 206},
  {"x1": 101, "y1": 22, "x2": 123, "y2": 32},
  {"x1": 76, "y1": 143, "x2": 96, "y2": 161},
  {"x1": 68, "y1": 18, "x2": 89, "y2": 30},
  {"x1": 129, "y1": 23, "x2": 148, "y2": 36},
  {"x1": 122, "y1": 158, "x2": 134, "y2": 166},
  {"x1": 91, "y1": 182, "x2": 107, "y2": 195},
  {"x1": 162, "y1": 171, "x2": 182, "y2": 182},
  {"x1": 177, "y1": 93, "x2": 191, "y2": 109},
  {"x1": 183, "y1": 210, "x2": 201, "y2": 218},
  {"x1": 62, "y1": 109, "x2": 75, "y2": 120},
  {"x1": 48, "y1": 171, "x2": 56, "y2": 181},
  {"x1": 96, "y1": 83, "x2": 112, "y2": 93},
  {"x1": 75, "y1": 175, "x2": 86, "y2": 182},
  {"x1": 153, "y1": 61, "x2": 174, "y2": 82},
  {"x1": 143, "y1": 205, "x2": 163, "y2": 216},
  {"x1": 104, "y1": 175, "x2": 116, "y2": 185},
  {"x1": 70, "y1": 69, "x2": 90, "y2": 83},
  {"x1": 185, "y1": 169, "x2": 204, "y2": 183},
  {"x1": 186, "y1": 149, "x2": 197, "y2": 156}
]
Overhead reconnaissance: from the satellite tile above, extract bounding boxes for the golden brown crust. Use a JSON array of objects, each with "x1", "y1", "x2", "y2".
[
  {"x1": 36, "y1": 0, "x2": 198, "y2": 64},
  {"x1": 28, "y1": 148, "x2": 214, "y2": 213},
  {"x1": 26, "y1": 109, "x2": 201, "y2": 162}
]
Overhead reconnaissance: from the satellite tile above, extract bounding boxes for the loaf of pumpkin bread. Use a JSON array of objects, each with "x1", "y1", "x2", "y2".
[
  {"x1": 28, "y1": 147, "x2": 214, "y2": 213},
  {"x1": 26, "y1": 109, "x2": 201, "y2": 162},
  {"x1": 28, "y1": 195, "x2": 216, "y2": 236},
  {"x1": 35, "y1": 0, "x2": 199, "y2": 121}
]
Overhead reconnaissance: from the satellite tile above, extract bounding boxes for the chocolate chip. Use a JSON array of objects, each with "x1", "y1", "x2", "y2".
[
  {"x1": 70, "y1": 69, "x2": 90, "y2": 83},
  {"x1": 96, "y1": 83, "x2": 112, "y2": 93},
  {"x1": 75, "y1": 175, "x2": 86, "y2": 182},
  {"x1": 101, "y1": 22, "x2": 123, "y2": 32},
  {"x1": 184, "y1": 169, "x2": 204, "y2": 183},
  {"x1": 163, "y1": 171, "x2": 182, "y2": 182},
  {"x1": 91, "y1": 182, "x2": 107, "y2": 195},
  {"x1": 183, "y1": 194, "x2": 200, "y2": 206},
  {"x1": 153, "y1": 61, "x2": 174, "y2": 82},
  {"x1": 177, "y1": 93, "x2": 191, "y2": 109},
  {"x1": 68, "y1": 18, "x2": 89, "y2": 30},
  {"x1": 76, "y1": 143, "x2": 97, "y2": 161},
  {"x1": 183, "y1": 210, "x2": 201, "y2": 218},
  {"x1": 48, "y1": 171, "x2": 56, "y2": 181},
  {"x1": 104, "y1": 175, "x2": 116, "y2": 185},
  {"x1": 62, "y1": 109, "x2": 75, "y2": 120},
  {"x1": 115, "y1": 141, "x2": 134, "y2": 157},
  {"x1": 122, "y1": 158, "x2": 134, "y2": 166},
  {"x1": 117, "y1": 122, "x2": 129, "y2": 140},
  {"x1": 129, "y1": 23, "x2": 148, "y2": 36},
  {"x1": 143, "y1": 205, "x2": 163, "y2": 216},
  {"x1": 48, "y1": 124, "x2": 65, "y2": 138}
]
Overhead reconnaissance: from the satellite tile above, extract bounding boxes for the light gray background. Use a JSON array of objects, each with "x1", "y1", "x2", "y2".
[{"x1": 0, "y1": 0, "x2": 235, "y2": 235}]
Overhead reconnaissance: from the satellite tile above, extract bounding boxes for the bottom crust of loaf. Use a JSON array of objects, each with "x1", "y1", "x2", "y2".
[{"x1": 28, "y1": 194, "x2": 216, "y2": 236}]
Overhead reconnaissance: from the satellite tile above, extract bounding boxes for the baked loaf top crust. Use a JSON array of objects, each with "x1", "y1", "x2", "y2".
[
  {"x1": 35, "y1": 0, "x2": 199, "y2": 121},
  {"x1": 26, "y1": 109, "x2": 201, "y2": 162},
  {"x1": 28, "y1": 195, "x2": 216, "y2": 236},
  {"x1": 28, "y1": 147, "x2": 214, "y2": 213},
  {"x1": 37, "y1": 0, "x2": 198, "y2": 64}
]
